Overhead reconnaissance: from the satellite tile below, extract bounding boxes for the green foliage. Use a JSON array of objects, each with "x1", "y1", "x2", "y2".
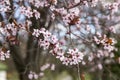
[{"x1": 0, "y1": 62, "x2": 7, "y2": 70}]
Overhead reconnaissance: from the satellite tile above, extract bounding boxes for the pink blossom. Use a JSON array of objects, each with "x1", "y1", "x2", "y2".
[
  {"x1": 0, "y1": 48, "x2": 10, "y2": 61},
  {"x1": 40, "y1": 63, "x2": 50, "y2": 71},
  {"x1": 39, "y1": 72, "x2": 44, "y2": 77},
  {"x1": 28, "y1": 71, "x2": 38, "y2": 79},
  {"x1": 33, "y1": 10, "x2": 40, "y2": 19},
  {"x1": 51, "y1": 64, "x2": 55, "y2": 70},
  {"x1": 97, "y1": 63, "x2": 103, "y2": 70},
  {"x1": 28, "y1": 72, "x2": 33, "y2": 80},
  {"x1": 20, "y1": 6, "x2": 33, "y2": 18},
  {"x1": 32, "y1": 29, "x2": 40, "y2": 37}
]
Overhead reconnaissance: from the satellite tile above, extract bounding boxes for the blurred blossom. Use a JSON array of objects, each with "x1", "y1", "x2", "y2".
[
  {"x1": 0, "y1": 48, "x2": 10, "y2": 61},
  {"x1": 74, "y1": 0, "x2": 80, "y2": 3},
  {"x1": 28, "y1": 72, "x2": 33, "y2": 80},
  {"x1": 39, "y1": 72, "x2": 44, "y2": 77},
  {"x1": 97, "y1": 63, "x2": 103, "y2": 70},
  {"x1": 51, "y1": 64, "x2": 55, "y2": 70},
  {"x1": 40, "y1": 63, "x2": 50, "y2": 71}
]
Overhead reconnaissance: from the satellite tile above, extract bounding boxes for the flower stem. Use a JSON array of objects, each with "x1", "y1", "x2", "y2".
[
  {"x1": 77, "y1": 64, "x2": 85, "y2": 80},
  {"x1": 77, "y1": 64, "x2": 81, "y2": 80}
]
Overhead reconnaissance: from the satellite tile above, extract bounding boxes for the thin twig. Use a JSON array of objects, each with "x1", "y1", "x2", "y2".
[{"x1": 77, "y1": 64, "x2": 81, "y2": 80}]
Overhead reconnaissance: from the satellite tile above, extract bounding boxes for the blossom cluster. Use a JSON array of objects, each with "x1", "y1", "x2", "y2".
[
  {"x1": 0, "y1": 0, "x2": 11, "y2": 12},
  {"x1": 94, "y1": 33, "x2": 116, "y2": 52},
  {"x1": 50, "y1": 6, "x2": 81, "y2": 26},
  {"x1": 0, "y1": 48, "x2": 10, "y2": 60},
  {"x1": 5, "y1": 23, "x2": 18, "y2": 36},
  {"x1": 50, "y1": 6, "x2": 67, "y2": 20},
  {"x1": 32, "y1": 28, "x2": 85, "y2": 66},
  {"x1": 103, "y1": 2, "x2": 119, "y2": 13},
  {"x1": 28, "y1": 63, "x2": 55, "y2": 80},
  {"x1": 40, "y1": 63, "x2": 55, "y2": 71},
  {"x1": 20, "y1": 6, "x2": 40, "y2": 19},
  {"x1": 97, "y1": 49, "x2": 115, "y2": 58},
  {"x1": 28, "y1": 0, "x2": 57, "y2": 8},
  {"x1": 58, "y1": 49, "x2": 84, "y2": 65},
  {"x1": 32, "y1": 28, "x2": 58, "y2": 49},
  {"x1": 28, "y1": 71, "x2": 39, "y2": 80},
  {"x1": 29, "y1": 0, "x2": 49, "y2": 8},
  {"x1": 54, "y1": 48, "x2": 85, "y2": 65},
  {"x1": 62, "y1": 11, "x2": 81, "y2": 26}
]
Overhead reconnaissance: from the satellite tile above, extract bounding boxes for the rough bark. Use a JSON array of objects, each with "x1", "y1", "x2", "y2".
[{"x1": 10, "y1": 45, "x2": 30, "y2": 80}]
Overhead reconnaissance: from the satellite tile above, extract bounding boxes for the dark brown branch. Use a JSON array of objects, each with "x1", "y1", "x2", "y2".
[{"x1": 67, "y1": 2, "x2": 81, "y2": 9}]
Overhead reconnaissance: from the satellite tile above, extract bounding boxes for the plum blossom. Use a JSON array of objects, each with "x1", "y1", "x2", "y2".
[
  {"x1": 40, "y1": 63, "x2": 56, "y2": 72},
  {"x1": 103, "y1": 44, "x2": 115, "y2": 52},
  {"x1": 69, "y1": 7, "x2": 80, "y2": 16},
  {"x1": 0, "y1": 6, "x2": 11, "y2": 12},
  {"x1": 51, "y1": 35, "x2": 58, "y2": 44},
  {"x1": 28, "y1": 71, "x2": 38, "y2": 80},
  {"x1": 28, "y1": 71, "x2": 33, "y2": 80},
  {"x1": 32, "y1": 28, "x2": 55, "y2": 49},
  {"x1": 32, "y1": 28, "x2": 85, "y2": 66},
  {"x1": 93, "y1": 36, "x2": 100, "y2": 44},
  {"x1": 35, "y1": 1, "x2": 43, "y2": 8},
  {"x1": 5, "y1": 23, "x2": 17, "y2": 36},
  {"x1": 104, "y1": 2, "x2": 119, "y2": 13},
  {"x1": 61, "y1": 48, "x2": 84, "y2": 65},
  {"x1": 74, "y1": 0, "x2": 80, "y2": 3},
  {"x1": 39, "y1": 39, "x2": 50, "y2": 50},
  {"x1": 29, "y1": 0, "x2": 50, "y2": 8},
  {"x1": 33, "y1": 10, "x2": 40, "y2": 19},
  {"x1": 62, "y1": 12, "x2": 80, "y2": 26},
  {"x1": 32, "y1": 29, "x2": 40, "y2": 37},
  {"x1": 51, "y1": 64, "x2": 55, "y2": 70},
  {"x1": 88, "y1": 53, "x2": 94, "y2": 61},
  {"x1": 54, "y1": 7, "x2": 67, "y2": 15},
  {"x1": 56, "y1": 51, "x2": 65, "y2": 61},
  {"x1": 94, "y1": 34, "x2": 116, "y2": 52},
  {"x1": 20, "y1": 6, "x2": 33, "y2": 18},
  {"x1": 0, "y1": 0, "x2": 11, "y2": 12},
  {"x1": 0, "y1": 48, "x2": 10, "y2": 60},
  {"x1": 39, "y1": 72, "x2": 44, "y2": 77},
  {"x1": 28, "y1": 63, "x2": 55, "y2": 79},
  {"x1": 40, "y1": 63, "x2": 50, "y2": 71},
  {"x1": 97, "y1": 63, "x2": 103, "y2": 70},
  {"x1": 109, "y1": 26, "x2": 116, "y2": 33}
]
